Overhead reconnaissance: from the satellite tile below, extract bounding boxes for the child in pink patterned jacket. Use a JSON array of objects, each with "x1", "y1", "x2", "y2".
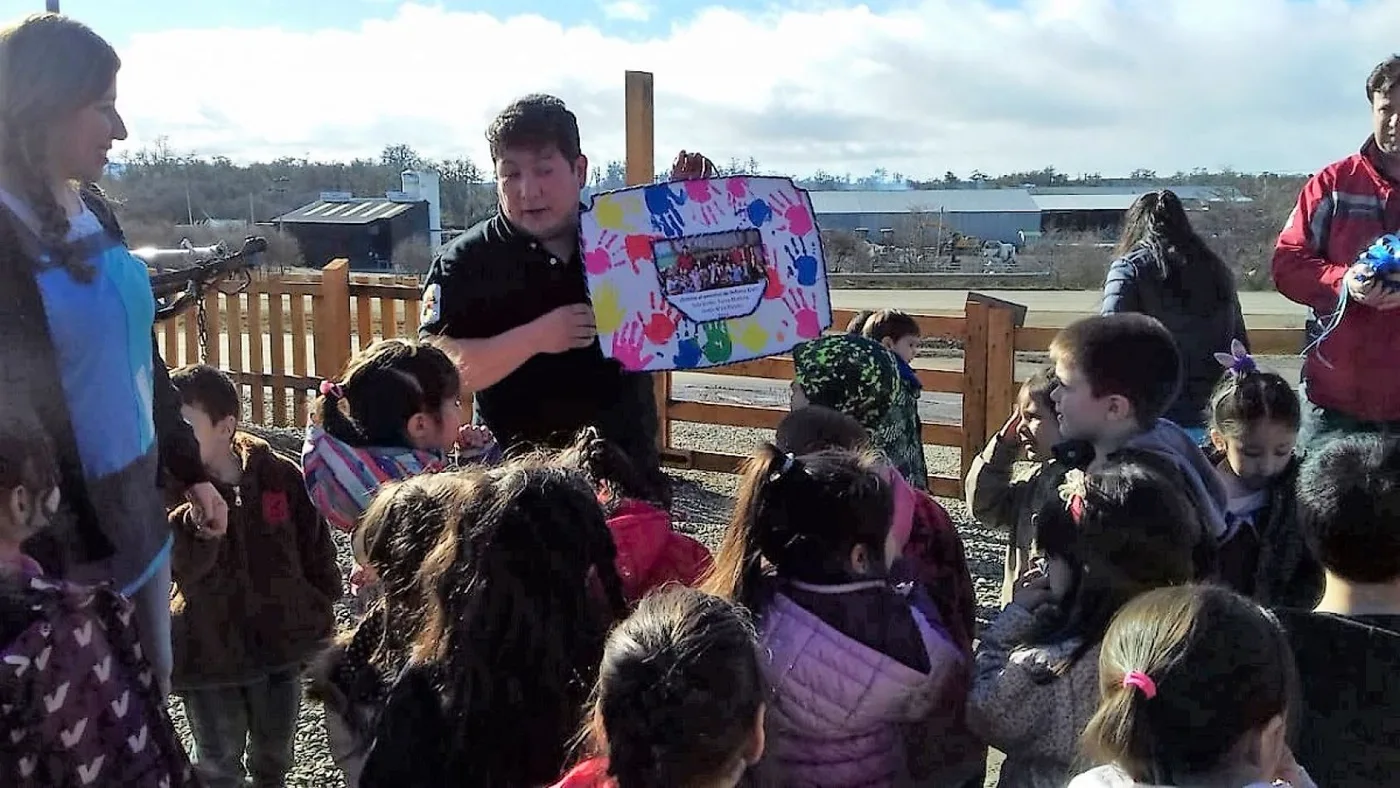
[
  {"x1": 702, "y1": 442, "x2": 976, "y2": 787},
  {"x1": 0, "y1": 410, "x2": 198, "y2": 788}
]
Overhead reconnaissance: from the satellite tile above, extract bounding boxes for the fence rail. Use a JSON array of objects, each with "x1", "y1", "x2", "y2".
[{"x1": 156, "y1": 260, "x2": 1308, "y2": 499}]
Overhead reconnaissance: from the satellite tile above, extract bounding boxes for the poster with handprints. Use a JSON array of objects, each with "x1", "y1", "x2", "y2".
[{"x1": 580, "y1": 176, "x2": 832, "y2": 372}]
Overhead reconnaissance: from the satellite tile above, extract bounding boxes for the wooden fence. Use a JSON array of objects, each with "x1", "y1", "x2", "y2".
[{"x1": 155, "y1": 260, "x2": 1307, "y2": 499}]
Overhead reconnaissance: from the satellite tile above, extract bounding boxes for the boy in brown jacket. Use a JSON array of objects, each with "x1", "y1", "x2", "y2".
[
  {"x1": 964, "y1": 368, "x2": 1067, "y2": 605},
  {"x1": 167, "y1": 365, "x2": 343, "y2": 788}
]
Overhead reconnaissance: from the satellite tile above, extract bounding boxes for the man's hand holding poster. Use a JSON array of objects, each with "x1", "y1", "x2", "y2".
[{"x1": 580, "y1": 176, "x2": 833, "y2": 371}]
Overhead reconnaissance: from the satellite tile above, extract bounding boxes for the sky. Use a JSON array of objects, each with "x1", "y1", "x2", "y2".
[{"x1": 7, "y1": 0, "x2": 1397, "y2": 179}]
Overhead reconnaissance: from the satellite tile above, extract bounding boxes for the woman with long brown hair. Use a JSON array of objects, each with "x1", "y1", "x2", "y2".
[
  {"x1": 1099, "y1": 189, "x2": 1248, "y2": 444},
  {"x1": 0, "y1": 13, "x2": 228, "y2": 694}
]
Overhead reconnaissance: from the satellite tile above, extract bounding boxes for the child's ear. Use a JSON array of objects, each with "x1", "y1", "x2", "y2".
[
  {"x1": 744, "y1": 703, "x2": 767, "y2": 765},
  {"x1": 216, "y1": 415, "x2": 238, "y2": 442},
  {"x1": 1241, "y1": 713, "x2": 1289, "y2": 780},
  {"x1": 1105, "y1": 394, "x2": 1135, "y2": 425},
  {"x1": 4, "y1": 486, "x2": 27, "y2": 531},
  {"x1": 848, "y1": 543, "x2": 870, "y2": 575},
  {"x1": 1208, "y1": 429, "x2": 1228, "y2": 453},
  {"x1": 405, "y1": 412, "x2": 433, "y2": 445},
  {"x1": 880, "y1": 337, "x2": 896, "y2": 351}
]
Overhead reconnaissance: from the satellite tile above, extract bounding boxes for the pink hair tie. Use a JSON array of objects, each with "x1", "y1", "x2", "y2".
[
  {"x1": 1122, "y1": 670, "x2": 1157, "y2": 699},
  {"x1": 319, "y1": 380, "x2": 344, "y2": 399}
]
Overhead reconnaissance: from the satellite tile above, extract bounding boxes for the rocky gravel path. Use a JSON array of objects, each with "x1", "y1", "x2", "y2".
[{"x1": 179, "y1": 417, "x2": 1009, "y2": 786}]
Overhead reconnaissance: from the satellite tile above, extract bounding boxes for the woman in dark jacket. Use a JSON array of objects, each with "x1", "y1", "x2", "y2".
[
  {"x1": 0, "y1": 13, "x2": 228, "y2": 694},
  {"x1": 1099, "y1": 189, "x2": 1248, "y2": 443}
]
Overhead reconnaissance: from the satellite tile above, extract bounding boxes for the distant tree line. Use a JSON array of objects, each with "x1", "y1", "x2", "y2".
[{"x1": 103, "y1": 140, "x2": 1309, "y2": 285}]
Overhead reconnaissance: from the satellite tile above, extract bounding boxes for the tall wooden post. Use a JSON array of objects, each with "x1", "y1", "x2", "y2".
[{"x1": 625, "y1": 71, "x2": 672, "y2": 456}]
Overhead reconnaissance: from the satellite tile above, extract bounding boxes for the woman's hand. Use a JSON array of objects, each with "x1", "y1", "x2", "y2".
[{"x1": 185, "y1": 482, "x2": 229, "y2": 539}]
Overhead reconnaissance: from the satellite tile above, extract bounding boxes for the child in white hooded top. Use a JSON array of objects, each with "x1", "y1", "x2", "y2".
[{"x1": 1068, "y1": 584, "x2": 1315, "y2": 788}]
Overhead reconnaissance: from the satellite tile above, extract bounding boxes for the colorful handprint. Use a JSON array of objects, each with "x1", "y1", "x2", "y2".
[
  {"x1": 763, "y1": 259, "x2": 786, "y2": 301},
  {"x1": 591, "y1": 281, "x2": 627, "y2": 335},
  {"x1": 729, "y1": 317, "x2": 770, "y2": 352},
  {"x1": 642, "y1": 292, "x2": 681, "y2": 345},
  {"x1": 743, "y1": 198, "x2": 774, "y2": 228},
  {"x1": 769, "y1": 191, "x2": 814, "y2": 236},
  {"x1": 584, "y1": 230, "x2": 622, "y2": 275},
  {"x1": 783, "y1": 288, "x2": 823, "y2": 339},
  {"x1": 701, "y1": 321, "x2": 734, "y2": 364},
  {"x1": 784, "y1": 236, "x2": 820, "y2": 286},
  {"x1": 683, "y1": 179, "x2": 716, "y2": 204},
  {"x1": 623, "y1": 234, "x2": 653, "y2": 274},
  {"x1": 672, "y1": 321, "x2": 703, "y2": 369},
  {"x1": 610, "y1": 318, "x2": 656, "y2": 371},
  {"x1": 644, "y1": 184, "x2": 687, "y2": 236},
  {"x1": 594, "y1": 191, "x2": 644, "y2": 232}
]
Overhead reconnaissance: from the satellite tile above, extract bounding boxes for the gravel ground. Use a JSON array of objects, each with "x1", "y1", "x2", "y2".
[{"x1": 180, "y1": 418, "x2": 1009, "y2": 786}]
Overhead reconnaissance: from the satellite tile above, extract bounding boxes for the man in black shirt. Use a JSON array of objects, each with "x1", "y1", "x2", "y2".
[{"x1": 419, "y1": 93, "x2": 712, "y2": 480}]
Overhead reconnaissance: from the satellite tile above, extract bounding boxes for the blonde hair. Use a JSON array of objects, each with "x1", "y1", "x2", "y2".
[{"x1": 0, "y1": 14, "x2": 120, "y2": 281}]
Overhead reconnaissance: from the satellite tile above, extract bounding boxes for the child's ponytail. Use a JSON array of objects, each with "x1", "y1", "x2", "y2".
[
  {"x1": 556, "y1": 427, "x2": 670, "y2": 511},
  {"x1": 312, "y1": 339, "x2": 460, "y2": 447},
  {"x1": 702, "y1": 443, "x2": 893, "y2": 610},
  {"x1": 1082, "y1": 585, "x2": 1296, "y2": 785}
]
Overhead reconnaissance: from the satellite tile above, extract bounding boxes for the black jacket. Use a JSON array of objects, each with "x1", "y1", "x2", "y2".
[
  {"x1": 1204, "y1": 449, "x2": 1323, "y2": 608},
  {"x1": 0, "y1": 185, "x2": 206, "y2": 573},
  {"x1": 1100, "y1": 246, "x2": 1249, "y2": 428}
]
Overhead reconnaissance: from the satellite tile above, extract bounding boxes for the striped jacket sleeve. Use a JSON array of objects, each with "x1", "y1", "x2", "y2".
[{"x1": 1272, "y1": 171, "x2": 1349, "y2": 314}]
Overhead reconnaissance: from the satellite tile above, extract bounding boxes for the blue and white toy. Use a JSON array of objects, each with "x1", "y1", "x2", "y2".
[{"x1": 1304, "y1": 234, "x2": 1400, "y2": 365}]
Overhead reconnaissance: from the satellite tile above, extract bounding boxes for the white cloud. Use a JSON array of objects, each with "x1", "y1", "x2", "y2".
[
  {"x1": 113, "y1": 0, "x2": 1399, "y2": 178},
  {"x1": 600, "y1": 0, "x2": 653, "y2": 22}
]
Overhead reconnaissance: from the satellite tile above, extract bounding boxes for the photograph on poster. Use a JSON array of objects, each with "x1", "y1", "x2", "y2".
[{"x1": 654, "y1": 229, "x2": 768, "y2": 322}]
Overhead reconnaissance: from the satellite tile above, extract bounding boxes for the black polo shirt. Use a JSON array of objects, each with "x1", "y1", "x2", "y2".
[{"x1": 419, "y1": 211, "x2": 659, "y2": 467}]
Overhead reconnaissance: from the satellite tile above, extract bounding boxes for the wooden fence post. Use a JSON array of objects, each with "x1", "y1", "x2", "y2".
[
  {"x1": 625, "y1": 70, "x2": 671, "y2": 457},
  {"x1": 970, "y1": 293, "x2": 1027, "y2": 445},
  {"x1": 961, "y1": 296, "x2": 990, "y2": 483},
  {"x1": 317, "y1": 259, "x2": 353, "y2": 380}
]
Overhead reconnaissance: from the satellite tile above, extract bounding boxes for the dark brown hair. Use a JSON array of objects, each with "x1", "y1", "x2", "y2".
[
  {"x1": 1207, "y1": 366, "x2": 1301, "y2": 440},
  {"x1": 487, "y1": 94, "x2": 582, "y2": 163},
  {"x1": 411, "y1": 458, "x2": 627, "y2": 786},
  {"x1": 1027, "y1": 451, "x2": 1200, "y2": 675},
  {"x1": 578, "y1": 586, "x2": 766, "y2": 788},
  {"x1": 312, "y1": 339, "x2": 459, "y2": 448},
  {"x1": 1113, "y1": 190, "x2": 1236, "y2": 314},
  {"x1": 701, "y1": 444, "x2": 892, "y2": 611},
  {"x1": 863, "y1": 309, "x2": 921, "y2": 345},
  {"x1": 774, "y1": 405, "x2": 870, "y2": 455},
  {"x1": 1020, "y1": 366, "x2": 1057, "y2": 414},
  {"x1": 553, "y1": 426, "x2": 671, "y2": 512},
  {"x1": 1083, "y1": 585, "x2": 1295, "y2": 785},
  {"x1": 169, "y1": 364, "x2": 241, "y2": 424},
  {"x1": 1297, "y1": 432, "x2": 1400, "y2": 584},
  {"x1": 1367, "y1": 55, "x2": 1400, "y2": 99},
  {"x1": 0, "y1": 409, "x2": 56, "y2": 500},
  {"x1": 0, "y1": 14, "x2": 120, "y2": 282},
  {"x1": 1050, "y1": 313, "x2": 1182, "y2": 428}
]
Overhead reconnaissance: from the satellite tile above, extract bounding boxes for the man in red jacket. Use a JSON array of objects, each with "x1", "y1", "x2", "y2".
[{"x1": 1273, "y1": 55, "x2": 1400, "y2": 449}]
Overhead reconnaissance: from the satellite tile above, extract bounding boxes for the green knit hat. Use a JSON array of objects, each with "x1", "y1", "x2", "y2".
[{"x1": 791, "y1": 333, "x2": 900, "y2": 433}]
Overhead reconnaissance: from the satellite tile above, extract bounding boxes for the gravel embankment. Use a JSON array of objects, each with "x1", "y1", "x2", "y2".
[{"x1": 173, "y1": 419, "x2": 1009, "y2": 787}]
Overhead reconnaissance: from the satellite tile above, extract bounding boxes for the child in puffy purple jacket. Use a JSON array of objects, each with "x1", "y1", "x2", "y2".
[{"x1": 702, "y1": 443, "x2": 978, "y2": 787}]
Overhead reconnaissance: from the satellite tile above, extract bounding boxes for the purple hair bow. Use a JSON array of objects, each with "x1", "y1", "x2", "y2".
[{"x1": 1213, "y1": 339, "x2": 1256, "y2": 377}]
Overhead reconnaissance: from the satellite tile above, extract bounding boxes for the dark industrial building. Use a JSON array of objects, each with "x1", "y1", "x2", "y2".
[{"x1": 273, "y1": 194, "x2": 430, "y2": 271}]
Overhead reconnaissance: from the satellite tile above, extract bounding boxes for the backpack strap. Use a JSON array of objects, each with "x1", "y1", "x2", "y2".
[{"x1": 77, "y1": 183, "x2": 125, "y2": 245}]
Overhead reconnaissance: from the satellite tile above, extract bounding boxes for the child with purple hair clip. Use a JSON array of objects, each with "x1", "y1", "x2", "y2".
[{"x1": 1204, "y1": 341, "x2": 1323, "y2": 607}]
